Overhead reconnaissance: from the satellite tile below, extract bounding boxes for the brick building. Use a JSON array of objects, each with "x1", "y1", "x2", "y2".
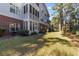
[{"x1": 0, "y1": 3, "x2": 49, "y2": 34}]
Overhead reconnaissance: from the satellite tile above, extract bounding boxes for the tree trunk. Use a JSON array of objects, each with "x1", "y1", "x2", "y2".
[
  {"x1": 59, "y1": 23, "x2": 61, "y2": 31},
  {"x1": 59, "y1": 11, "x2": 63, "y2": 31}
]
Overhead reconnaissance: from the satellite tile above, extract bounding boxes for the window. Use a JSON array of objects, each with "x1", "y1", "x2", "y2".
[
  {"x1": 33, "y1": 8, "x2": 35, "y2": 15},
  {"x1": 45, "y1": 14, "x2": 47, "y2": 16},
  {"x1": 10, "y1": 3, "x2": 15, "y2": 13},
  {"x1": 30, "y1": 5, "x2": 32, "y2": 13},
  {"x1": 9, "y1": 23, "x2": 20, "y2": 32},
  {"x1": 36, "y1": 3, "x2": 39, "y2": 7},
  {"x1": 16, "y1": 7, "x2": 20, "y2": 15},
  {"x1": 10, "y1": 3, "x2": 20, "y2": 15},
  {"x1": 26, "y1": 4, "x2": 28, "y2": 12},
  {"x1": 24, "y1": 4, "x2": 28, "y2": 14},
  {"x1": 36, "y1": 11, "x2": 39, "y2": 17},
  {"x1": 33, "y1": 7, "x2": 35, "y2": 18},
  {"x1": 41, "y1": 19, "x2": 43, "y2": 21},
  {"x1": 33, "y1": 22, "x2": 34, "y2": 31},
  {"x1": 30, "y1": 21, "x2": 32, "y2": 31},
  {"x1": 9, "y1": 23, "x2": 16, "y2": 32},
  {"x1": 16, "y1": 7, "x2": 18, "y2": 14},
  {"x1": 16, "y1": 24, "x2": 20, "y2": 31},
  {"x1": 35, "y1": 23, "x2": 37, "y2": 30},
  {"x1": 18, "y1": 10, "x2": 20, "y2": 15},
  {"x1": 29, "y1": 5, "x2": 39, "y2": 18},
  {"x1": 34, "y1": 9, "x2": 36, "y2": 16},
  {"x1": 34, "y1": 8, "x2": 37, "y2": 16},
  {"x1": 26, "y1": 21, "x2": 28, "y2": 30},
  {"x1": 24, "y1": 6, "x2": 25, "y2": 14}
]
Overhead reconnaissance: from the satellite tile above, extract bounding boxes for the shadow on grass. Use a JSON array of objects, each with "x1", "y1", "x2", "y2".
[
  {"x1": 10, "y1": 35, "x2": 47, "y2": 56},
  {"x1": 15, "y1": 37, "x2": 72, "y2": 55},
  {"x1": 43, "y1": 37, "x2": 72, "y2": 46}
]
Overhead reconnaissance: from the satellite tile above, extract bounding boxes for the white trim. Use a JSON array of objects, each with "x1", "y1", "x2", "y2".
[{"x1": 27, "y1": 4, "x2": 30, "y2": 31}]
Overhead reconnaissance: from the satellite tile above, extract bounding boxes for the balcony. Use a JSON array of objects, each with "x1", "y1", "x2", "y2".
[{"x1": 29, "y1": 13, "x2": 39, "y2": 20}]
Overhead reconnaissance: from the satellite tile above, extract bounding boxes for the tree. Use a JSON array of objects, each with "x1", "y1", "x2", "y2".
[
  {"x1": 52, "y1": 3, "x2": 77, "y2": 32},
  {"x1": 51, "y1": 15, "x2": 60, "y2": 31},
  {"x1": 65, "y1": 4, "x2": 77, "y2": 33},
  {"x1": 52, "y1": 3, "x2": 64, "y2": 31}
]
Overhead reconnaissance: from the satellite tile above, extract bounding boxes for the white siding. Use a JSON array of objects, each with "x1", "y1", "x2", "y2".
[{"x1": 0, "y1": 3, "x2": 22, "y2": 20}]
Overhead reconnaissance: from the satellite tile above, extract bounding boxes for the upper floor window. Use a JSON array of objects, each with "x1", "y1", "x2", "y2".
[
  {"x1": 45, "y1": 14, "x2": 46, "y2": 16},
  {"x1": 30, "y1": 5, "x2": 32, "y2": 13},
  {"x1": 35, "y1": 9, "x2": 37, "y2": 16},
  {"x1": 36, "y1": 3, "x2": 39, "y2": 7},
  {"x1": 10, "y1": 3, "x2": 15, "y2": 13},
  {"x1": 10, "y1": 3, "x2": 20, "y2": 15},
  {"x1": 24, "y1": 4, "x2": 28, "y2": 14},
  {"x1": 41, "y1": 19, "x2": 43, "y2": 21},
  {"x1": 33, "y1": 7, "x2": 35, "y2": 15},
  {"x1": 24, "y1": 6, "x2": 25, "y2": 14},
  {"x1": 29, "y1": 4, "x2": 39, "y2": 18},
  {"x1": 15, "y1": 7, "x2": 20, "y2": 15}
]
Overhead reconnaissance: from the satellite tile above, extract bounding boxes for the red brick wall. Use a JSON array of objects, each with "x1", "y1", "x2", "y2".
[{"x1": 0, "y1": 15, "x2": 23, "y2": 32}]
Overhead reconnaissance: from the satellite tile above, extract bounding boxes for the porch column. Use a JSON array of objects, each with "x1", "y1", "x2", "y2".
[{"x1": 27, "y1": 3, "x2": 30, "y2": 31}]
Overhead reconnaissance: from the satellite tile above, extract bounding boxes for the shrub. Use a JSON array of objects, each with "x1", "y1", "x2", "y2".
[
  {"x1": 31, "y1": 31, "x2": 37, "y2": 35},
  {"x1": 39, "y1": 31, "x2": 46, "y2": 34},
  {"x1": 11, "y1": 32, "x2": 17, "y2": 36},
  {"x1": 0, "y1": 28, "x2": 5, "y2": 37},
  {"x1": 18, "y1": 30, "x2": 29, "y2": 36},
  {"x1": 72, "y1": 30, "x2": 76, "y2": 34}
]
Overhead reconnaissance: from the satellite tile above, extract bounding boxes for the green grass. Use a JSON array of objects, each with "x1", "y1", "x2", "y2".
[{"x1": 0, "y1": 32, "x2": 78, "y2": 56}]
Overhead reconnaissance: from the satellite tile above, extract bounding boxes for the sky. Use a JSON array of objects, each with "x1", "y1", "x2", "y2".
[{"x1": 46, "y1": 3, "x2": 56, "y2": 20}]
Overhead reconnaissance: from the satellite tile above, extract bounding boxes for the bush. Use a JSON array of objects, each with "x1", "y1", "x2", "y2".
[
  {"x1": 71, "y1": 28, "x2": 76, "y2": 34},
  {"x1": 31, "y1": 31, "x2": 37, "y2": 35},
  {"x1": 18, "y1": 30, "x2": 29, "y2": 36},
  {"x1": 39, "y1": 31, "x2": 46, "y2": 34},
  {"x1": 11, "y1": 32, "x2": 17, "y2": 36},
  {"x1": 0, "y1": 28, "x2": 5, "y2": 37}
]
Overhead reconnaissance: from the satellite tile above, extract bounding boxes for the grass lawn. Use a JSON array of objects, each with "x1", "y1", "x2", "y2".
[{"x1": 0, "y1": 32, "x2": 79, "y2": 56}]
